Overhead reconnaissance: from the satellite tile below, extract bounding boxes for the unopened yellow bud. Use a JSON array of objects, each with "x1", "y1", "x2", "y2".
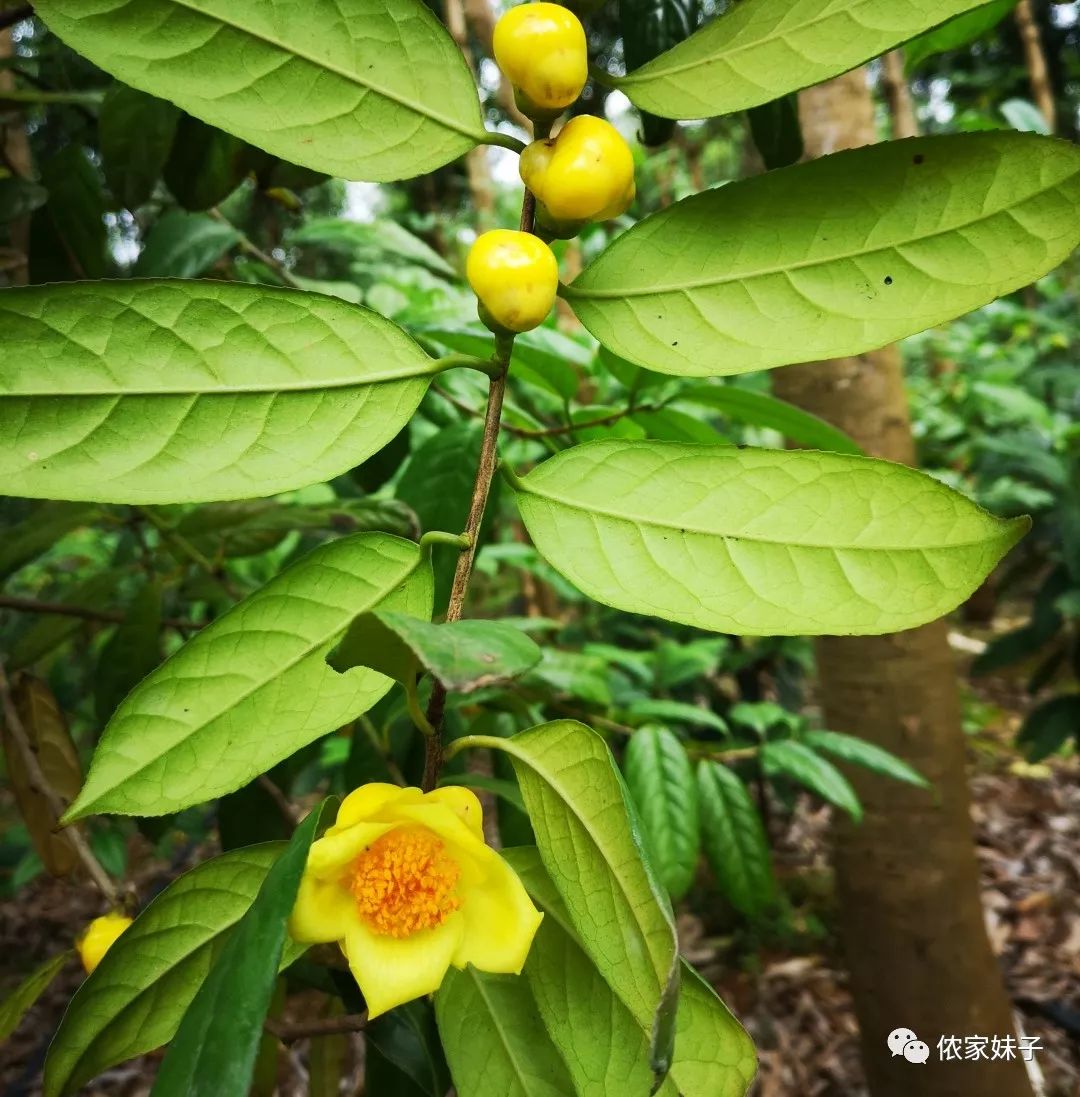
[
  {"x1": 521, "y1": 115, "x2": 636, "y2": 233},
  {"x1": 77, "y1": 912, "x2": 133, "y2": 975},
  {"x1": 493, "y1": 3, "x2": 588, "y2": 117},
  {"x1": 466, "y1": 229, "x2": 558, "y2": 334}
]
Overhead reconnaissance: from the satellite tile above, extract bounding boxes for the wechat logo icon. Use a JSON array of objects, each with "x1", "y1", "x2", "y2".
[{"x1": 888, "y1": 1028, "x2": 930, "y2": 1064}]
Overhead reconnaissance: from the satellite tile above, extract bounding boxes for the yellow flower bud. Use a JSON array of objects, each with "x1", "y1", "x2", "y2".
[
  {"x1": 77, "y1": 912, "x2": 133, "y2": 975},
  {"x1": 466, "y1": 229, "x2": 559, "y2": 334},
  {"x1": 521, "y1": 115, "x2": 636, "y2": 231},
  {"x1": 493, "y1": 3, "x2": 588, "y2": 116}
]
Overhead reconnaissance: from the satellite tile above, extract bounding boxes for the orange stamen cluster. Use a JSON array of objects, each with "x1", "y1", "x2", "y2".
[{"x1": 347, "y1": 826, "x2": 461, "y2": 938}]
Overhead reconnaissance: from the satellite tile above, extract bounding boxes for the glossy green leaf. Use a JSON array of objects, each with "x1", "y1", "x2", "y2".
[
  {"x1": 611, "y1": 0, "x2": 991, "y2": 119},
  {"x1": 905, "y1": 0, "x2": 1017, "y2": 71},
  {"x1": 435, "y1": 966, "x2": 576, "y2": 1097},
  {"x1": 803, "y1": 729, "x2": 929, "y2": 788},
  {"x1": 0, "y1": 280, "x2": 443, "y2": 504},
  {"x1": 761, "y1": 740, "x2": 862, "y2": 820},
  {"x1": 621, "y1": 699, "x2": 728, "y2": 736},
  {"x1": 44, "y1": 845, "x2": 300, "y2": 1097},
  {"x1": 65, "y1": 534, "x2": 432, "y2": 819},
  {"x1": 290, "y1": 218, "x2": 457, "y2": 279},
  {"x1": 0, "y1": 951, "x2": 72, "y2": 1041},
  {"x1": 34, "y1": 0, "x2": 487, "y2": 183},
  {"x1": 133, "y1": 211, "x2": 240, "y2": 278},
  {"x1": 624, "y1": 727, "x2": 700, "y2": 901},
  {"x1": 463, "y1": 721, "x2": 679, "y2": 1075},
  {"x1": 563, "y1": 133, "x2": 1080, "y2": 376},
  {"x1": 365, "y1": 1001, "x2": 451, "y2": 1097},
  {"x1": 151, "y1": 805, "x2": 326, "y2": 1097},
  {"x1": 99, "y1": 84, "x2": 179, "y2": 210},
  {"x1": 695, "y1": 762, "x2": 776, "y2": 918},
  {"x1": 509, "y1": 440, "x2": 1029, "y2": 636}
]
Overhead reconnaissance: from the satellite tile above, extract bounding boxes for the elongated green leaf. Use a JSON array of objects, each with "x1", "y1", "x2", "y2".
[
  {"x1": 0, "y1": 951, "x2": 72, "y2": 1041},
  {"x1": 622, "y1": 699, "x2": 728, "y2": 736},
  {"x1": 695, "y1": 762, "x2": 776, "y2": 918},
  {"x1": 624, "y1": 727, "x2": 700, "y2": 902},
  {"x1": 506, "y1": 848, "x2": 756, "y2": 1097},
  {"x1": 435, "y1": 966, "x2": 576, "y2": 1097},
  {"x1": 803, "y1": 730, "x2": 929, "y2": 788},
  {"x1": 611, "y1": 0, "x2": 991, "y2": 119},
  {"x1": 0, "y1": 280, "x2": 443, "y2": 504},
  {"x1": 0, "y1": 502, "x2": 99, "y2": 581},
  {"x1": 133, "y1": 210, "x2": 240, "y2": 278},
  {"x1": 31, "y1": 147, "x2": 108, "y2": 283},
  {"x1": 563, "y1": 133, "x2": 1080, "y2": 377},
  {"x1": 905, "y1": 0, "x2": 1017, "y2": 71},
  {"x1": 508, "y1": 441, "x2": 1029, "y2": 636},
  {"x1": 94, "y1": 580, "x2": 163, "y2": 722},
  {"x1": 151, "y1": 805, "x2": 326, "y2": 1097},
  {"x1": 99, "y1": 84, "x2": 179, "y2": 210},
  {"x1": 761, "y1": 740, "x2": 862, "y2": 820},
  {"x1": 44, "y1": 846, "x2": 299, "y2": 1097},
  {"x1": 463, "y1": 721, "x2": 679, "y2": 1075},
  {"x1": 164, "y1": 116, "x2": 257, "y2": 211},
  {"x1": 66, "y1": 534, "x2": 432, "y2": 819},
  {"x1": 34, "y1": 0, "x2": 486, "y2": 183}
]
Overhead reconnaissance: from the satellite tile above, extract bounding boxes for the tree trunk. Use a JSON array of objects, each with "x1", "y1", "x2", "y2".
[
  {"x1": 881, "y1": 50, "x2": 918, "y2": 139},
  {"x1": 771, "y1": 69, "x2": 1035, "y2": 1097},
  {"x1": 0, "y1": 26, "x2": 32, "y2": 286},
  {"x1": 1014, "y1": 0, "x2": 1056, "y2": 133}
]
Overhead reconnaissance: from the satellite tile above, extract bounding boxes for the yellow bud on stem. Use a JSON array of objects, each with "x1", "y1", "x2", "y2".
[
  {"x1": 493, "y1": 3, "x2": 588, "y2": 119},
  {"x1": 77, "y1": 911, "x2": 133, "y2": 975},
  {"x1": 466, "y1": 229, "x2": 559, "y2": 335}
]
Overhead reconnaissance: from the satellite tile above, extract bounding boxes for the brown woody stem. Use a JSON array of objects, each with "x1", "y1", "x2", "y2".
[{"x1": 265, "y1": 1011, "x2": 369, "y2": 1043}]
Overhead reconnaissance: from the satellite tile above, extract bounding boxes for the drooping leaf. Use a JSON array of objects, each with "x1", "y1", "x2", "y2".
[
  {"x1": 0, "y1": 280, "x2": 444, "y2": 504},
  {"x1": 133, "y1": 211, "x2": 240, "y2": 278},
  {"x1": 366, "y1": 1000, "x2": 451, "y2": 1097},
  {"x1": 329, "y1": 611, "x2": 542, "y2": 693},
  {"x1": 29, "y1": 147, "x2": 108, "y2": 283},
  {"x1": 905, "y1": 0, "x2": 1017, "y2": 71},
  {"x1": 164, "y1": 115, "x2": 259, "y2": 211},
  {"x1": 150, "y1": 804, "x2": 327, "y2": 1097},
  {"x1": 0, "y1": 951, "x2": 72, "y2": 1042},
  {"x1": 0, "y1": 501, "x2": 99, "y2": 581},
  {"x1": 803, "y1": 729, "x2": 929, "y2": 788},
  {"x1": 562, "y1": 133, "x2": 1080, "y2": 376},
  {"x1": 43, "y1": 846, "x2": 302, "y2": 1097},
  {"x1": 761, "y1": 740, "x2": 862, "y2": 820},
  {"x1": 34, "y1": 0, "x2": 487, "y2": 183},
  {"x1": 464, "y1": 721, "x2": 679, "y2": 1077},
  {"x1": 508, "y1": 440, "x2": 1028, "y2": 636},
  {"x1": 99, "y1": 84, "x2": 180, "y2": 210},
  {"x1": 94, "y1": 580, "x2": 163, "y2": 723},
  {"x1": 611, "y1": 0, "x2": 992, "y2": 119},
  {"x1": 695, "y1": 761, "x2": 776, "y2": 918},
  {"x1": 65, "y1": 534, "x2": 432, "y2": 820},
  {"x1": 1016, "y1": 695, "x2": 1080, "y2": 763},
  {"x1": 435, "y1": 966, "x2": 576, "y2": 1097},
  {"x1": 290, "y1": 218, "x2": 457, "y2": 279},
  {"x1": 623, "y1": 726, "x2": 700, "y2": 901},
  {"x1": 746, "y1": 94, "x2": 803, "y2": 170},
  {"x1": 621, "y1": 699, "x2": 728, "y2": 736}
]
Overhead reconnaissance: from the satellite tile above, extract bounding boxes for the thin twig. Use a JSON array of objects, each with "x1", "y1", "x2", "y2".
[
  {"x1": 258, "y1": 775, "x2": 299, "y2": 828},
  {"x1": 0, "y1": 594, "x2": 197, "y2": 633},
  {"x1": 265, "y1": 1011, "x2": 369, "y2": 1043},
  {"x1": 0, "y1": 662, "x2": 120, "y2": 905},
  {"x1": 209, "y1": 207, "x2": 305, "y2": 291},
  {"x1": 136, "y1": 506, "x2": 240, "y2": 601}
]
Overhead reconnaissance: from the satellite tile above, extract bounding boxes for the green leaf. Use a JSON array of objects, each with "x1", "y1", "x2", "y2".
[
  {"x1": 164, "y1": 116, "x2": 257, "y2": 211},
  {"x1": 133, "y1": 210, "x2": 240, "y2": 278},
  {"x1": 0, "y1": 502, "x2": 98, "y2": 581},
  {"x1": 761, "y1": 740, "x2": 862, "y2": 820},
  {"x1": 65, "y1": 534, "x2": 432, "y2": 820},
  {"x1": 99, "y1": 84, "x2": 180, "y2": 210},
  {"x1": 0, "y1": 951, "x2": 72, "y2": 1042},
  {"x1": 621, "y1": 699, "x2": 728, "y2": 736},
  {"x1": 1000, "y1": 98, "x2": 1052, "y2": 136},
  {"x1": 678, "y1": 385, "x2": 863, "y2": 455},
  {"x1": 1016, "y1": 695, "x2": 1080, "y2": 763},
  {"x1": 330, "y1": 611, "x2": 542, "y2": 693},
  {"x1": 508, "y1": 440, "x2": 1029, "y2": 636},
  {"x1": 803, "y1": 729, "x2": 929, "y2": 788},
  {"x1": 0, "y1": 280, "x2": 443, "y2": 504},
  {"x1": 563, "y1": 133, "x2": 1080, "y2": 377},
  {"x1": 151, "y1": 805, "x2": 326, "y2": 1097},
  {"x1": 34, "y1": 0, "x2": 486, "y2": 183},
  {"x1": 435, "y1": 966, "x2": 576, "y2": 1097},
  {"x1": 44, "y1": 845, "x2": 300, "y2": 1097},
  {"x1": 461, "y1": 721, "x2": 679, "y2": 1076},
  {"x1": 905, "y1": 0, "x2": 1017, "y2": 71},
  {"x1": 611, "y1": 0, "x2": 991, "y2": 119},
  {"x1": 438, "y1": 773, "x2": 526, "y2": 813},
  {"x1": 94, "y1": 580, "x2": 163, "y2": 723},
  {"x1": 624, "y1": 726, "x2": 700, "y2": 901},
  {"x1": 746, "y1": 94, "x2": 803, "y2": 170},
  {"x1": 291, "y1": 218, "x2": 457, "y2": 279},
  {"x1": 695, "y1": 761, "x2": 776, "y2": 918},
  {"x1": 633, "y1": 407, "x2": 728, "y2": 445},
  {"x1": 525, "y1": 649, "x2": 613, "y2": 706},
  {"x1": 30, "y1": 147, "x2": 108, "y2": 282},
  {"x1": 365, "y1": 1001, "x2": 451, "y2": 1097}
]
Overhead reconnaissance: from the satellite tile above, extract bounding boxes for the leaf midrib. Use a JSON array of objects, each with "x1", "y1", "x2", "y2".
[
  {"x1": 518, "y1": 473, "x2": 1011, "y2": 552},
  {"x1": 565, "y1": 157, "x2": 1080, "y2": 301},
  {"x1": 165, "y1": 0, "x2": 485, "y2": 143}
]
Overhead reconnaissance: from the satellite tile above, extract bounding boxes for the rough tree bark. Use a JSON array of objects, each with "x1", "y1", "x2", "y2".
[
  {"x1": 770, "y1": 69, "x2": 1036, "y2": 1097},
  {"x1": 1014, "y1": 0, "x2": 1056, "y2": 133}
]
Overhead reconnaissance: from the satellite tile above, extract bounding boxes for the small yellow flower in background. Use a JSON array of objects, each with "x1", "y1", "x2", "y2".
[
  {"x1": 77, "y1": 911, "x2": 133, "y2": 975},
  {"x1": 289, "y1": 784, "x2": 543, "y2": 1018}
]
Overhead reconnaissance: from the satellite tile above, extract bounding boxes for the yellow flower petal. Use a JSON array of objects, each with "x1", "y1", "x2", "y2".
[
  {"x1": 288, "y1": 873, "x2": 356, "y2": 944},
  {"x1": 307, "y1": 821, "x2": 395, "y2": 879},
  {"x1": 343, "y1": 912, "x2": 465, "y2": 1018},
  {"x1": 336, "y1": 783, "x2": 418, "y2": 829},
  {"x1": 426, "y1": 786, "x2": 485, "y2": 842},
  {"x1": 454, "y1": 854, "x2": 544, "y2": 975},
  {"x1": 391, "y1": 803, "x2": 488, "y2": 884}
]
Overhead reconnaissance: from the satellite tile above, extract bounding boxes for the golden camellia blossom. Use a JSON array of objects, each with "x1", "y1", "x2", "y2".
[
  {"x1": 466, "y1": 229, "x2": 559, "y2": 335},
  {"x1": 493, "y1": 2, "x2": 587, "y2": 115},
  {"x1": 77, "y1": 912, "x2": 133, "y2": 975},
  {"x1": 289, "y1": 784, "x2": 543, "y2": 1017}
]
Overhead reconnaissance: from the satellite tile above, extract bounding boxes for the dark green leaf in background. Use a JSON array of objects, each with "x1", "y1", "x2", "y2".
[
  {"x1": 761, "y1": 740, "x2": 862, "y2": 820},
  {"x1": 94, "y1": 579, "x2": 163, "y2": 723},
  {"x1": 746, "y1": 94, "x2": 803, "y2": 170},
  {"x1": 803, "y1": 729, "x2": 929, "y2": 788},
  {"x1": 133, "y1": 210, "x2": 240, "y2": 278},
  {"x1": 904, "y1": 0, "x2": 1018, "y2": 72},
  {"x1": 164, "y1": 116, "x2": 258, "y2": 212},
  {"x1": 1016, "y1": 694, "x2": 1080, "y2": 762},
  {"x1": 0, "y1": 951, "x2": 72, "y2": 1042},
  {"x1": 99, "y1": 84, "x2": 180, "y2": 210},
  {"x1": 29, "y1": 146, "x2": 108, "y2": 283}
]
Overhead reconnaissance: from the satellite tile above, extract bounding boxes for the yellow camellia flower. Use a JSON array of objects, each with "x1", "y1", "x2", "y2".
[
  {"x1": 77, "y1": 911, "x2": 133, "y2": 975},
  {"x1": 289, "y1": 784, "x2": 543, "y2": 1018},
  {"x1": 493, "y1": 2, "x2": 588, "y2": 116},
  {"x1": 466, "y1": 229, "x2": 559, "y2": 335},
  {"x1": 521, "y1": 115, "x2": 636, "y2": 232}
]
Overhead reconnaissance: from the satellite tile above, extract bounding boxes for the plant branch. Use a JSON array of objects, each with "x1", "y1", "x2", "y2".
[
  {"x1": 265, "y1": 1011, "x2": 369, "y2": 1043},
  {"x1": 208, "y1": 207, "x2": 305, "y2": 291},
  {"x1": 0, "y1": 594, "x2": 197, "y2": 632},
  {"x1": 0, "y1": 662, "x2": 120, "y2": 905},
  {"x1": 136, "y1": 506, "x2": 240, "y2": 601}
]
